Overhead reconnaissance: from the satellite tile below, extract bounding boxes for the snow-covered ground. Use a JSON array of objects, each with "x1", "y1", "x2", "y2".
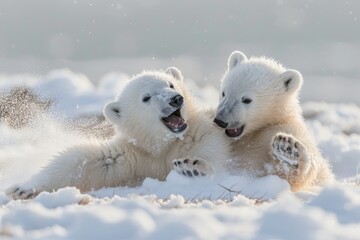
[{"x1": 0, "y1": 70, "x2": 359, "y2": 239}]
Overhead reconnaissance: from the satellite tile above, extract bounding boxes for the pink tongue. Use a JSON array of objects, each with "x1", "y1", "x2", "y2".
[{"x1": 165, "y1": 115, "x2": 183, "y2": 125}]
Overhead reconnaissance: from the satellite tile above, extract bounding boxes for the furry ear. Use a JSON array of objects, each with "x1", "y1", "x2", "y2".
[
  {"x1": 280, "y1": 69, "x2": 303, "y2": 93},
  {"x1": 165, "y1": 67, "x2": 183, "y2": 82},
  {"x1": 103, "y1": 102, "x2": 121, "y2": 124},
  {"x1": 228, "y1": 51, "x2": 247, "y2": 70}
]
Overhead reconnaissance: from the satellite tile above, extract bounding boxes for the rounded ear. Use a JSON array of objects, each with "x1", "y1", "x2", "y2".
[
  {"x1": 228, "y1": 51, "x2": 247, "y2": 70},
  {"x1": 103, "y1": 102, "x2": 121, "y2": 124},
  {"x1": 280, "y1": 69, "x2": 303, "y2": 93},
  {"x1": 165, "y1": 67, "x2": 183, "y2": 82}
]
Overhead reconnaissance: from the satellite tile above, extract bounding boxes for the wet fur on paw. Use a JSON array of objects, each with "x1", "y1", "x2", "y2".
[{"x1": 173, "y1": 157, "x2": 213, "y2": 177}]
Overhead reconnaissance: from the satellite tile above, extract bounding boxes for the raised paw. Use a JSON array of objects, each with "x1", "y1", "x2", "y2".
[
  {"x1": 271, "y1": 133, "x2": 305, "y2": 176},
  {"x1": 6, "y1": 185, "x2": 38, "y2": 200},
  {"x1": 173, "y1": 157, "x2": 213, "y2": 177}
]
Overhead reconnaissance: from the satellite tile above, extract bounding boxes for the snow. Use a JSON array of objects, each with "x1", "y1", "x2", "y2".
[{"x1": 1, "y1": 69, "x2": 360, "y2": 239}]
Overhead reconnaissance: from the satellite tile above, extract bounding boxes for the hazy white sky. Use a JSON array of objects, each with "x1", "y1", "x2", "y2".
[
  {"x1": 0, "y1": 0, "x2": 359, "y2": 103},
  {"x1": 1, "y1": 0, "x2": 359, "y2": 59}
]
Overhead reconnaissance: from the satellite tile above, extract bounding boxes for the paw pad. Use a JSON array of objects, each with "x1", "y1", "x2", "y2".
[
  {"x1": 173, "y1": 158, "x2": 210, "y2": 177},
  {"x1": 272, "y1": 134, "x2": 302, "y2": 170}
]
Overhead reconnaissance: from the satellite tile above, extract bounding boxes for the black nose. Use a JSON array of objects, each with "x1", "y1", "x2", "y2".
[
  {"x1": 214, "y1": 118, "x2": 228, "y2": 128},
  {"x1": 170, "y1": 94, "x2": 184, "y2": 108}
]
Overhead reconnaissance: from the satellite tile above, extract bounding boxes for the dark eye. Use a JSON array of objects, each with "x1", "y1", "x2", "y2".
[
  {"x1": 169, "y1": 83, "x2": 174, "y2": 89},
  {"x1": 143, "y1": 96, "x2": 151, "y2": 102},
  {"x1": 222, "y1": 92, "x2": 225, "y2": 97},
  {"x1": 242, "y1": 97, "x2": 252, "y2": 104}
]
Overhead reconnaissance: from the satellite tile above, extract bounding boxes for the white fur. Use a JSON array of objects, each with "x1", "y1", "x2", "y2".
[
  {"x1": 228, "y1": 50, "x2": 247, "y2": 70},
  {"x1": 7, "y1": 69, "x2": 231, "y2": 199},
  {"x1": 165, "y1": 67, "x2": 183, "y2": 82},
  {"x1": 215, "y1": 51, "x2": 334, "y2": 191}
]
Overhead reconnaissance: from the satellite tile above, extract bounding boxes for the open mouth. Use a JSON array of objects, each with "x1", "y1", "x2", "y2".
[
  {"x1": 225, "y1": 125, "x2": 245, "y2": 138},
  {"x1": 161, "y1": 108, "x2": 187, "y2": 133}
]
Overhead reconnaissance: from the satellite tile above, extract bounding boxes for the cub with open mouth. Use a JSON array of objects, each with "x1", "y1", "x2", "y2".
[
  {"x1": 213, "y1": 51, "x2": 334, "y2": 192},
  {"x1": 161, "y1": 96, "x2": 187, "y2": 133},
  {"x1": 7, "y1": 67, "x2": 231, "y2": 200}
]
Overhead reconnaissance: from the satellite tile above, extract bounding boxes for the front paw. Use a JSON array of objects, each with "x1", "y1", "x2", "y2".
[
  {"x1": 173, "y1": 157, "x2": 213, "y2": 177},
  {"x1": 271, "y1": 133, "x2": 308, "y2": 178},
  {"x1": 6, "y1": 185, "x2": 38, "y2": 200}
]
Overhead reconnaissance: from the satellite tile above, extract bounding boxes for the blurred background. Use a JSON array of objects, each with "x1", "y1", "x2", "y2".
[{"x1": 0, "y1": 0, "x2": 359, "y2": 103}]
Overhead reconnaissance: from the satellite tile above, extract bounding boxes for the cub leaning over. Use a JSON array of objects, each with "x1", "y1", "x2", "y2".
[
  {"x1": 7, "y1": 67, "x2": 230, "y2": 200},
  {"x1": 213, "y1": 51, "x2": 334, "y2": 191}
]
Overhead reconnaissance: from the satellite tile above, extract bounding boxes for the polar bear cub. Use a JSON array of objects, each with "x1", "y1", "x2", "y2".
[
  {"x1": 7, "y1": 68, "x2": 231, "y2": 199},
  {"x1": 213, "y1": 51, "x2": 334, "y2": 191}
]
